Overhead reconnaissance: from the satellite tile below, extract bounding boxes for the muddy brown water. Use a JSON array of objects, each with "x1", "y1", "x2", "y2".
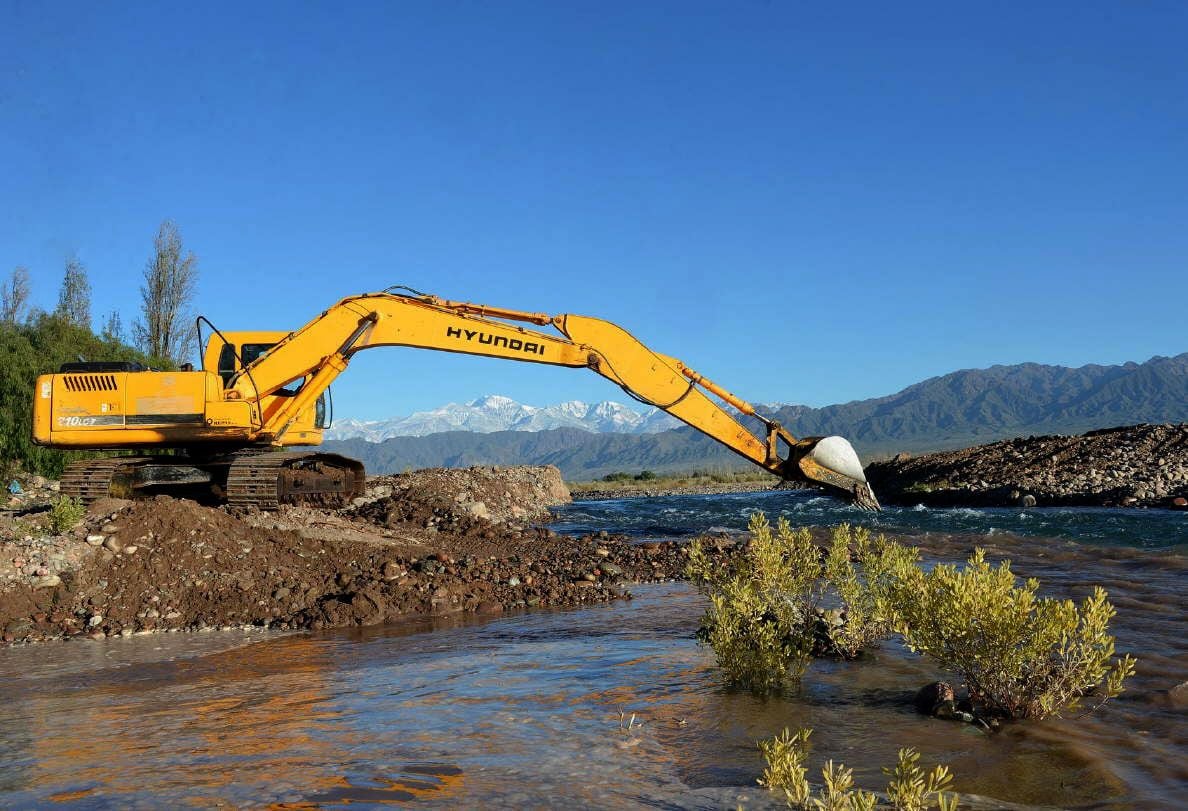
[{"x1": 0, "y1": 491, "x2": 1184, "y2": 808}]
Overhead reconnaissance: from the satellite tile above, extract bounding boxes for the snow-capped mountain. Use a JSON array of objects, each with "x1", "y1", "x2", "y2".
[{"x1": 324, "y1": 394, "x2": 682, "y2": 440}]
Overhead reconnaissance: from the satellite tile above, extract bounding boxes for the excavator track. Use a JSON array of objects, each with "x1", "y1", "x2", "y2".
[
  {"x1": 225, "y1": 451, "x2": 365, "y2": 510},
  {"x1": 60, "y1": 456, "x2": 155, "y2": 503},
  {"x1": 61, "y1": 452, "x2": 365, "y2": 509}
]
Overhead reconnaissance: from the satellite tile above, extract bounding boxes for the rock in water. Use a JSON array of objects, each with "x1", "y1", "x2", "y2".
[{"x1": 915, "y1": 681, "x2": 956, "y2": 715}]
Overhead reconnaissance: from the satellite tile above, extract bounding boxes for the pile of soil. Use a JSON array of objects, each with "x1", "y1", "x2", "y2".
[
  {"x1": 353, "y1": 465, "x2": 571, "y2": 524},
  {"x1": 0, "y1": 466, "x2": 736, "y2": 646},
  {"x1": 866, "y1": 423, "x2": 1188, "y2": 508}
]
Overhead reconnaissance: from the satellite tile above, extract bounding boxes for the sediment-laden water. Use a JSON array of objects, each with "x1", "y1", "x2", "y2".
[{"x1": 0, "y1": 490, "x2": 1183, "y2": 808}]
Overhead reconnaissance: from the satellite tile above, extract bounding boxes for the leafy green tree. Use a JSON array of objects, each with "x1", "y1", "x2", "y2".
[{"x1": 0, "y1": 314, "x2": 160, "y2": 477}]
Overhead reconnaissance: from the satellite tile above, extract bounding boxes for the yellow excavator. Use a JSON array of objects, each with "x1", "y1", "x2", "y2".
[{"x1": 32, "y1": 288, "x2": 880, "y2": 510}]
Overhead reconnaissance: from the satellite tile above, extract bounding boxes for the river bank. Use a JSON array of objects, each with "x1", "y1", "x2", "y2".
[
  {"x1": 866, "y1": 423, "x2": 1188, "y2": 509},
  {"x1": 0, "y1": 466, "x2": 736, "y2": 646},
  {"x1": 570, "y1": 480, "x2": 776, "y2": 501}
]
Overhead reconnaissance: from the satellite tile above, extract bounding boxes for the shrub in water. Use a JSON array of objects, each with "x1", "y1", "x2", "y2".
[
  {"x1": 690, "y1": 516, "x2": 921, "y2": 687},
  {"x1": 759, "y1": 727, "x2": 958, "y2": 810},
  {"x1": 687, "y1": 513, "x2": 821, "y2": 691},
  {"x1": 887, "y1": 548, "x2": 1135, "y2": 720},
  {"x1": 821, "y1": 524, "x2": 919, "y2": 658},
  {"x1": 884, "y1": 748, "x2": 958, "y2": 811},
  {"x1": 692, "y1": 514, "x2": 1134, "y2": 722},
  {"x1": 48, "y1": 495, "x2": 85, "y2": 534},
  {"x1": 758, "y1": 727, "x2": 812, "y2": 806}
]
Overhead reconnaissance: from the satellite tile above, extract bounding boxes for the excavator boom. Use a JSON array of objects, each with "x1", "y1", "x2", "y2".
[{"x1": 33, "y1": 289, "x2": 879, "y2": 510}]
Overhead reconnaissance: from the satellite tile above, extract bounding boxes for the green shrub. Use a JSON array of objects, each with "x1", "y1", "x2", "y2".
[
  {"x1": 11, "y1": 518, "x2": 42, "y2": 540},
  {"x1": 759, "y1": 727, "x2": 812, "y2": 807},
  {"x1": 887, "y1": 548, "x2": 1136, "y2": 720},
  {"x1": 884, "y1": 748, "x2": 959, "y2": 811},
  {"x1": 692, "y1": 513, "x2": 1134, "y2": 721},
  {"x1": 635, "y1": 469, "x2": 657, "y2": 481},
  {"x1": 816, "y1": 760, "x2": 877, "y2": 811},
  {"x1": 689, "y1": 517, "x2": 914, "y2": 688},
  {"x1": 601, "y1": 471, "x2": 633, "y2": 483},
  {"x1": 687, "y1": 513, "x2": 821, "y2": 691},
  {"x1": 1, "y1": 315, "x2": 165, "y2": 478},
  {"x1": 758, "y1": 727, "x2": 957, "y2": 810},
  {"x1": 48, "y1": 495, "x2": 85, "y2": 534},
  {"x1": 821, "y1": 524, "x2": 919, "y2": 658}
]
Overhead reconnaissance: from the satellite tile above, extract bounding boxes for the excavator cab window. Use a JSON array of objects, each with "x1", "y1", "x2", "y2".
[
  {"x1": 241, "y1": 343, "x2": 274, "y2": 366},
  {"x1": 217, "y1": 344, "x2": 237, "y2": 386},
  {"x1": 217, "y1": 342, "x2": 276, "y2": 387},
  {"x1": 315, "y1": 391, "x2": 329, "y2": 429}
]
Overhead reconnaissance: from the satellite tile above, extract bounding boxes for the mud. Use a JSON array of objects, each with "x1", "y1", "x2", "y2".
[{"x1": 0, "y1": 466, "x2": 736, "y2": 646}]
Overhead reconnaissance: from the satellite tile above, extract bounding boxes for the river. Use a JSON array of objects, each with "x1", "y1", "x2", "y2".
[{"x1": 0, "y1": 490, "x2": 1184, "y2": 809}]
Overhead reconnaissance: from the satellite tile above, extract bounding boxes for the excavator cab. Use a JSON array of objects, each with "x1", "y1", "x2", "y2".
[
  {"x1": 201, "y1": 330, "x2": 332, "y2": 432},
  {"x1": 201, "y1": 330, "x2": 289, "y2": 386}
]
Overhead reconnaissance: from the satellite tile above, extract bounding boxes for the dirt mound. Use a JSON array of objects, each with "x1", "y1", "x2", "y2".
[
  {"x1": 0, "y1": 465, "x2": 735, "y2": 646},
  {"x1": 354, "y1": 465, "x2": 570, "y2": 524},
  {"x1": 867, "y1": 423, "x2": 1188, "y2": 508}
]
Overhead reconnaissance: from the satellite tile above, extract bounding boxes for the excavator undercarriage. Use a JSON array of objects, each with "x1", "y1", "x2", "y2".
[{"x1": 61, "y1": 452, "x2": 365, "y2": 510}]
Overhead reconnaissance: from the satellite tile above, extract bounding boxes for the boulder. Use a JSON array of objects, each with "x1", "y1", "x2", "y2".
[{"x1": 914, "y1": 681, "x2": 956, "y2": 715}]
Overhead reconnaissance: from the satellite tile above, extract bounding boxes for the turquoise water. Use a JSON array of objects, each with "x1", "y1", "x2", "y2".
[{"x1": 555, "y1": 488, "x2": 1188, "y2": 551}]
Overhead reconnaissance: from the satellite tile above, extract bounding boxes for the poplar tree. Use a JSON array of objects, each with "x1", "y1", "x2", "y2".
[
  {"x1": 101, "y1": 310, "x2": 126, "y2": 343},
  {"x1": 55, "y1": 258, "x2": 91, "y2": 328},
  {"x1": 0, "y1": 266, "x2": 31, "y2": 324},
  {"x1": 135, "y1": 219, "x2": 198, "y2": 365}
]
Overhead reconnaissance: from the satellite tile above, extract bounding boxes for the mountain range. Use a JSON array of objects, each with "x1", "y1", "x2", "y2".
[
  {"x1": 325, "y1": 394, "x2": 679, "y2": 440},
  {"x1": 321, "y1": 353, "x2": 1188, "y2": 480}
]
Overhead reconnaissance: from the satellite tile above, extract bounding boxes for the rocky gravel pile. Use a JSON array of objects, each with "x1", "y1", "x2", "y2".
[
  {"x1": 0, "y1": 512, "x2": 90, "y2": 591},
  {"x1": 352, "y1": 465, "x2": 571, "y2": 524},
  {"x1": 0, "y1": 466, "x2": 737, "y2": 646},
  {"x1": 866, "y1": 423, "x2": 1188, "y2": 509}
]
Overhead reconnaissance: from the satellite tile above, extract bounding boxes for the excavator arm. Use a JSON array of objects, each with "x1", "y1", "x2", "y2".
[{"x1": 228, "y1": 290, "x2": 879, "y2": 509}]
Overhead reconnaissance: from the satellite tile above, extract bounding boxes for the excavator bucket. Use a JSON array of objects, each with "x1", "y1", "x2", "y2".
[{"x1": 788, "y1": 436, "x2": 881, "y2": 510}]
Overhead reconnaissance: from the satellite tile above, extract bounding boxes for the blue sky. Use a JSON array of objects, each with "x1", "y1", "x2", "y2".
[{"x1": 3, "y1": 2, "x2": 1185, "y2": 421}]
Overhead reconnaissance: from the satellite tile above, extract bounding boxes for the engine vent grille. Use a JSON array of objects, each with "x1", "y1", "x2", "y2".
[{"x1": 64, "y1": 374, "x2": 118, "y2": 392}]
